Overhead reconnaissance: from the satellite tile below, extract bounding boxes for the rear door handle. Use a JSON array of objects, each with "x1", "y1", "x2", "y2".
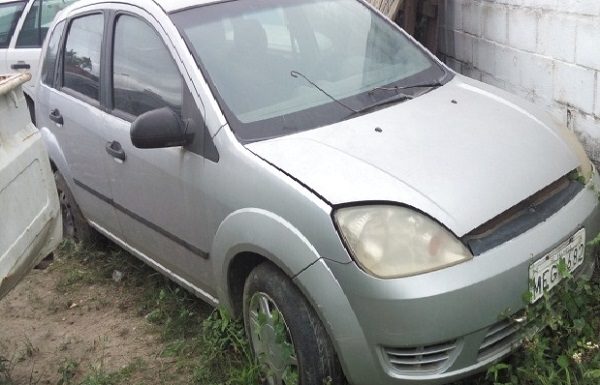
[
  {"x1": 11, "y1": 62, "x2": 30, "y2": 70},
  {"x1": 49, "y1": 109, "x2": 63, "y2": 125},
  {"x1": 105, "y1": 141, "x2": 126, "y2": 162}
]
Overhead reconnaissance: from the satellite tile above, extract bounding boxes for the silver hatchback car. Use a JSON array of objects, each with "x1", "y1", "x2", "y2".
[{"x1": 36, "y1": 0, "x2": 600, "y2": 384}]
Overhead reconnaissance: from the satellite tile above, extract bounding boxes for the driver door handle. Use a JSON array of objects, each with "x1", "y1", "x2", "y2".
[
  {"x1": 49, "y1": 109, "x2": 63, "y2": 125},
  {"x1": 105, "y1": 141, "x2": 126, "y2": 162},
  {"x1": 11, "y1": 62, "x2": 30, "y2": 70}
]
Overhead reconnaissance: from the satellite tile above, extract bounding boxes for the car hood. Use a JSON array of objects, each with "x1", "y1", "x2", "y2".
[{"x1": 246, "y1": 75, "x2": 580, "y2": 236}]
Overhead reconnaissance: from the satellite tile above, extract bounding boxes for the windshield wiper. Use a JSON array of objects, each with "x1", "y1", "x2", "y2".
[
  {"x1": 368, "y1": 81, "x2": 444, "y2": 95},
  {"x1": 352, "y1": 80, "x2": 444, "y2": 116},
  {"x1": 290, "y1": 70, "x2": 359, "y2": 113},
  {"x1": 290, "y1": 70, "x2": 432, "y2": 118},
  {"x1": 351, "y1": 92, "x2": 414, "y2": 116}
]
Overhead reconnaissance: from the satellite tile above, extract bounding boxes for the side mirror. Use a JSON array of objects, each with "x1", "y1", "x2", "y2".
[{"x1": 130, "y1": 107, "x2": 193, "y2": 149}]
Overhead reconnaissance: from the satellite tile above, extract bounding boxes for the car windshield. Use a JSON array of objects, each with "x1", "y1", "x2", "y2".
[
  {"x1": 0, "y1": 1, "x2": 25, "y2": 48},
  {"x1": 171, "y1": 0, "x2": 449, "y2": 142}
]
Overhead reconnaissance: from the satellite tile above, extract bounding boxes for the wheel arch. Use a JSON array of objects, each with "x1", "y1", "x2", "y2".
[
  {"x1": 211, "y1": 208, "x2": 323, "y2": 316},
  {"x1": 226, "y1": 251, "x2": 267, "y2": 317},
  {"x1": 39, "y1": 126, "x2": 72, "y2": 182}
]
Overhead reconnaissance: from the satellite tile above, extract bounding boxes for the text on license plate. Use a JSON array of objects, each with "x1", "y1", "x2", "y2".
[{"x1": 529, "y1": 228, "x2": 586, "y2": 303}]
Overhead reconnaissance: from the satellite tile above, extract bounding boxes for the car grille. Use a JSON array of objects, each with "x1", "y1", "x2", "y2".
[
  {"x1": 383, "y1": 340, "x2": 457, "y2": 373},
  {"x1": 463, "y1": 174, "x2": 583, "y2": 256}
]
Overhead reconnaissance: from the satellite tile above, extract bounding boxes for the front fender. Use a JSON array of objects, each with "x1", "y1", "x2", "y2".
[{"x1": 211, "y1": 208, "x2": 322, "y2": 310}]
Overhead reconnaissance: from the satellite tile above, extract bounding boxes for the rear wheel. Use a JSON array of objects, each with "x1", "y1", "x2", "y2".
[
  {"x1": 243, "y1": 263, "x2": 343, "y2": 385},
  {"x1": 54, "y1": 171, "x2": 95, "y2": 243}
]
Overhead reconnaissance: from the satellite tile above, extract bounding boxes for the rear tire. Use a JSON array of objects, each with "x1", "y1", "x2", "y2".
[
  {"x1": 243, "y1": 262, "x2": 343, "y2": 385},
  {"x1": 54, "y1": 171, "x2": 95, "y2": 243}
]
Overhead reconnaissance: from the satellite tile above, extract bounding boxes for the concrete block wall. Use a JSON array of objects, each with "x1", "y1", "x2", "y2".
[{"x1": 438, "y1": 0, "x2": 600, "y2": 163}]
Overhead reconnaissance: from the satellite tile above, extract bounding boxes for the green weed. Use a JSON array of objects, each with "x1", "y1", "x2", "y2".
[
  {"x1": 0, "y1": 356, "x2": 13, "y2": 385},
  {"x1": 192, "y1": 307, "x2": 259, "y2": 385},
  {"x1": 568, "y1": 170, "x2": 587, "y2": 185},
  {"x1": 57, "y1": 359, "x2": 78, "y2": 385},
  {"x1": 457, "y1": 262, "x2": 600, "y2": 385},
  {"x1": 139, "y1": 279, "x2": 259, "y2": 384},
  {"x1": 79, "y1": 358, "x2": 145, "y2": 385},
  {"x1": 142, "y1": 285, "x2": 206, "y2": 342}
]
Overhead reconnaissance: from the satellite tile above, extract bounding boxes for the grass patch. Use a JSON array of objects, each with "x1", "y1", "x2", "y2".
[
  {"x1": 53, "y1": 240, "x2": 259, "y2": 384},
  {"x1": 138, "y1": 282, "x2": 259, "y2": 384},
  {"x1": 79, "y1": 358, "x2": 147, "y2": 385},
  {"x1": 54, "y1": 241, "x2": 150, "y2": 290},
  {"x1": 55, "y1": 357, "x2": 147, "y2": 385},
  {"x1": 0, "y1": 356, "x2": 14, "y2": 385},
  {"x1": 486, "y1": 279, "x2": 600, "y2": 385},
  {"x1": 192, "y1": 308, "x2": 259, "y2": 385},
  {"x1": 57, "y1": 359, "x2": 78, "y2": 385},
  {"x1": 454, "y1": 263, "x2": 600, "y2": 385}
]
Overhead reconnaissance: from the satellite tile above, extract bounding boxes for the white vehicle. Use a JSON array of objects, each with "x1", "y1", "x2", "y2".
[
  {"x1": 0, "y1": 0, "x2": 77, "y2": 122},
  {"x1": 0, "y1": 72, "x2": 61, "y2": 299}
]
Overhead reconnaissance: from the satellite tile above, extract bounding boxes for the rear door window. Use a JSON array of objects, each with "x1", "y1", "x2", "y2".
[
  {"x1": 16, "y1": 0, "x2": 78, "y2": 48},
  {"x1": 0, "y1": 0, "x2": 26, "y2": 48},
  {"x1": 62, "y1": 13, "x2": 103, "y2": 101}
]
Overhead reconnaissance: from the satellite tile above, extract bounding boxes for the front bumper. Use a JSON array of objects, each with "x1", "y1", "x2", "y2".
[{"x1": 294, "y1": 173, "x2": 600, "y2": 385}]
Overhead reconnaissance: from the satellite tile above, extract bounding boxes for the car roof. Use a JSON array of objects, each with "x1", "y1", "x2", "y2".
[
  {"x1": 153, "y1": 0, "x2": 222, "y2": 13},
  {"x1": 0, "y1": 0, "x2": 28, "y2": 4},
  {"x1": 0, "y1": 0, "x2": 220, "y2": 9},
  {"x1": 45, "y1": 0, "x2": 226, "y2": 23}
]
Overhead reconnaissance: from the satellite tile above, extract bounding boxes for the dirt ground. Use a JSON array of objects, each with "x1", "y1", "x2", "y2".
[{"x1": 0, "y1": 256, "x2": 174, "y2": 385}]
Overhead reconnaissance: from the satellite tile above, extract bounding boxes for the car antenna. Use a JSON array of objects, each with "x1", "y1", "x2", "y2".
[{"x1": 290, "y1": 70, "x2": 358, "y2": 113}]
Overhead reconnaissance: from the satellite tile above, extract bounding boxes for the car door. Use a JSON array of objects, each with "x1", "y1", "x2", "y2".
[
  {"x1": 101, "y1": 10, "x2": 218, "y2": 294},
  {"x1": 38, "y1": 11, "x2": 121, "y2": 236},
  {"x1": 0, "y1": 0, "x2": 26, "y2": 73},
  {"x1": 5, "y1": 0, "x2": 78, "y2": 96}
]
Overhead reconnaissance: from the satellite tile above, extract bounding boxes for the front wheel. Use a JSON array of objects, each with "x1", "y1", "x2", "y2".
[{"x1": 243, "y1": 263, "x2": 343, "y2": 385}]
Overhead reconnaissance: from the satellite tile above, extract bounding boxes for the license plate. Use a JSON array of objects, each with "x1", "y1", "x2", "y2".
[{"x1": 529, "y1": 229, "x2": 586, "y2": 303}]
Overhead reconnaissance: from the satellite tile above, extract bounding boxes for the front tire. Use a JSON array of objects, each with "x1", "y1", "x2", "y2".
[{"x1": 243, "y1": 262, "x2": 343, "y2": 385}]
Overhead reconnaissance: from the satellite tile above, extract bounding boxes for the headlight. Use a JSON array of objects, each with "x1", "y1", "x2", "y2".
[{"x1": 334, "y1": 205, "x2": 473, "y2": 278}]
